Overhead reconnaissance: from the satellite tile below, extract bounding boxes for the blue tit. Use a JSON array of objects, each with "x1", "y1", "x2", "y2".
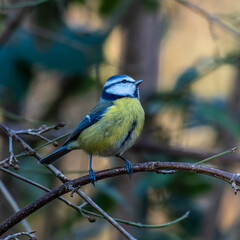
[{"x1": 39, "y1": 75, "x2": 145, "y2": 184}]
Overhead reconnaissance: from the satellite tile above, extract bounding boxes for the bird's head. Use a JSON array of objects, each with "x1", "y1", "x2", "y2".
[{"x1": 100, "y1": 75, "x2": 142, "y2": 102}]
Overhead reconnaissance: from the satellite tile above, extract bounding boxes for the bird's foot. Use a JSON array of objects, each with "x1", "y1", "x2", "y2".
[
  {"x1": 115, "y1": 155, "x2": 134, "y2": 179},
  {"x1": 89, "y1": 169, "x2": 96, "y2": 186},
  {"x1": 125, "y1": 159, "x2": 133, "y2": 178}
]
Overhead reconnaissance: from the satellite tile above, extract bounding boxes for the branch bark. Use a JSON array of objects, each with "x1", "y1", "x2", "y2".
[
  {"x1": 175, "y1": 0, "x2": 240, "y2": 39},
  {"x1": 0, "y1": 161, "x2": 239, "y2": 236}
]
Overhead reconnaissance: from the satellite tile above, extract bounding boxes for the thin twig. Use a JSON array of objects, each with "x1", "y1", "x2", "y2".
[
  {"x1": 0, "y1": 166, "x2": 187, "y2": 229},
  {"x1": 0, "y1": 107, "x2": 53, "y2": 125},
  {"x1": 0, "y1": 122, "x2": 65, "y2": 170},
  {"x1": 0, "y1": 8, "x2": 29, "y2": 48},
  {"x1": 1, "y1": 231, "x2": 36, "y2": 240},
  {"x1": 0, "y1": 180, "x2": 35, "y2": 238},
  {"x1": 80, "y1": 205, "x2": 190, "y2": 228},
  {"x1": 76, "y1": 189, "x2": 136, "y2": 240},
  {"x1": 1, "y1": 122, "x2": 239, "y2": 238},
  {"x1": 0, "y1": 161, "x2": 240, "y2": 235},
  {"x1": 0, "y1": 0, "x2": 48, "y2": 9},
  {"x1": 0, "y1": 166, "x2": 88, "y2": 216},
  {"x1": 175, "y1": 0, "x2": 240, "y2": 39},
  {"x1": 133, "y1": 141, "x2": 240, "y2": 163},
  {"x1": 15, "y1": 124, "x2": 65, "y2": 142},
  {"x1": 0, "y1": 122, "x2": 136, "y2": 238},
  {"x1": 195, "y1": 147, "x2": 238, "y2": 165},
  {"x1": 25, "y1": 25, "x2": 91, "y2": 53}
]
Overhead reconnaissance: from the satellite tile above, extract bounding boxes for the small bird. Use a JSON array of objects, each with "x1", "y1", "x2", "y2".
[{"x1": 39, "y1": 75, "x2": 145, "y2": 184}]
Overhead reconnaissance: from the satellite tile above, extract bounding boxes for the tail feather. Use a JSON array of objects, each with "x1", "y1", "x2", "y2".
[{"x1": 39, "y1": 146, "x2": 71, "y2": 165}]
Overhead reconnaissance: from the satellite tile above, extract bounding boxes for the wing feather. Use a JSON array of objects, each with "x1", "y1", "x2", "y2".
[{"x1": 63, "y1": 101, "x2": 113, "y2": 146}]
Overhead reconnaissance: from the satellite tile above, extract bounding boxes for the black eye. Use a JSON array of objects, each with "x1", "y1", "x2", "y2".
[{"x1": 122, "y1": 79, "x2": 128, "y2": 83}]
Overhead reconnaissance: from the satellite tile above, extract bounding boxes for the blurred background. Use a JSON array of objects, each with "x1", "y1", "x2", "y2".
[{"x1": 1, "y1": 0, "x2": 240, "y2": 239}]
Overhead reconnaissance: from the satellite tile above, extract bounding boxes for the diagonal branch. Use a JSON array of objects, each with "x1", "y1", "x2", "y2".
[
  {"x1": 0, "y1": 161, "x2": 240, "y2": 236},
  {"x1": 175, "y1": 0, "x2": 240, "y2": 39},
  {"x1": 0, "y1": 180, "x2": 35, "y2": 238},
  {"x1": 0, "y1": 122, "x2": 137, "y2": 239},
  {"x1": 133, "y1": 141, "x2": 240, "y2": 163},
  {"x1": 2, "y1": 231, "x2": 36, "y2": 240},
  {"x1": 0, "y1": 8, "x2": 29, "y2": 47},
  {"x1": 0, "y1": 122, "x2": 68, "y2": 182},
  {"x1": 0, "y1": 166, "x2": 189, "y2": 230},
  {"x1": 76, "y1": 189, "x2": 136, "y2": 240}
]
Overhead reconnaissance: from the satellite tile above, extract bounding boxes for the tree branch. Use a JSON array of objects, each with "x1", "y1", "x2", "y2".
[
  {"x1": 76, "y1": 189, "x2": 136, "y2": 240},
  {"x1": 0, "y1": 166, "x2": 190, "y2": 230},
  {"x1": 0, "y1": 180, "x2": 35, "y2": 238},
  {"x1": 0, "y1": 122, "x2": 69, "y2": 182},
  {"x1": 0, "y1": 8, "x2": 29, "y2": 48},
  {"x1": 1, "y1": 231, "x2": 36, "y2": 240},
  {"x1": 0, "y1": 161, "x2": 240, "y2": 236},
  {"x1": 0, "y1": 0, "x2": 48, "y2": 9},
  {"x1": 0, "y1": 123, "x2": 138, "y2": 239},
  {"x1": 175, "y1": 0, "x2": 240, "y2": 39}
]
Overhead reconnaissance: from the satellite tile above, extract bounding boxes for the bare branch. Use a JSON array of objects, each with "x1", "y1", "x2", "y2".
[
  {"x1": 80, "y1": 206, "x2": 190, "y2": 229},
  {"x1": 0, "y1": 8, "x2": 29, "y2": 48},
  {"x1": 75, "y1": 189, "x2": 136, "y2": 240},
  {"x1": 0, "y1": 180, "x2": 35, "y2": 238},
  {"x1": 1, "y1": 122, "x2": 239, "y2": 238},
  {"x1": 0, "y1": 0, "x2": 48, "y2": 9},
  {"x1": 133, "y1": 141, "x2": 240, "y2": 163},
  {"x1": 175, "y1": 0, "x2": 240, "y2": 39},
  {"x1": 0, "y1": 166, "x2": 188, "y2": 230},
  {"x1": 0, "y1": 161, "x2": 240, "y2": 235},
  {"x1": 0, "y1": 167, "x2": 136, "y2": 240},
  {"x1": 0, "y1": 122, "x2": 65, "y2": 169},
  {"x1": 2, "y1": 231, "x2": 36, "y2": 240},
  {"x1": 0, "y1": 121, "x2": 137, "y2": 238}
]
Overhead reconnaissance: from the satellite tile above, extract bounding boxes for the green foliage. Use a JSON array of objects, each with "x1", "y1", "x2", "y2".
[
  {"x1": 0, "y1": 1, "x2": 111, "y2": 104},
  {"x1": 142, "y1": 0, "x2": 160, "y2": 10},
  {"x1": 99, "y1": 0, "x2": 121, "y2": 16},
  {"x1": 2, "y1": 2, "x2": 240, "y2": 239},
  {"x1": 190, "y1": 99, "x2": 240, "y2": 136},
  {"x1": 70, "y1": 0, "x2": 86, "y2": 4},
  {"x1": 32, "y1": 1, "x2": 63, "y2": 30},
  {"x1": 174, "y1": 66, "x2": 198, "y2": 92},
  {"x1": 0, "y1": 26, "x2": 105, "y2": 102},
  {"x1": 147, "y1": 89, "x2": 240, "y2": 139},
  {"x1": 174, "y1": 55, "x2": 240, "y2": 93},
  {"x1": 0, "y1": 12, "x2": 6, "y2": 21}
]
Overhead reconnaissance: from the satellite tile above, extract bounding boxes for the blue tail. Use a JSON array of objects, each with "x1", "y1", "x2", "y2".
[{"x1": 39, "y1": 145, "x2": 71, "y2": 165}]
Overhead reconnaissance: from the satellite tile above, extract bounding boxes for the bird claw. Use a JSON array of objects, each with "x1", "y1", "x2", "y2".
[
  {"x1": 125, "y1": 159, "x2": 133, "y2": 178},
  {"x1": 89, "y1": 169, "x2": 96, "y2": 186}
]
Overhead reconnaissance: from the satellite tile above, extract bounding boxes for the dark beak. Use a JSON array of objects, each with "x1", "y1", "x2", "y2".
[{"x1": 135, "y1": 80, "x2": 142, "y2": 86}]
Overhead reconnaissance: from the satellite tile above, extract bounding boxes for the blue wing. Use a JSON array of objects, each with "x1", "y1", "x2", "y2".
[{"x1": 63, "y1": 101, "x2": 113, "y2": 146}]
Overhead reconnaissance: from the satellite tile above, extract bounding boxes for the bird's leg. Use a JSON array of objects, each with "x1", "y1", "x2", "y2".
[
  {"x1": 116, "y1": 155, "x2": 133, "y2": 178},
  {"x1": 89, "y1": 154, "x2": 96, "y2": 185}
]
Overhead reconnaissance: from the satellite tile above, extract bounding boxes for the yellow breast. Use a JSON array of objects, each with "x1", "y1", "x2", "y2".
[{"x1": 77, "y1": 98, "x2": 144, "y2": 156}]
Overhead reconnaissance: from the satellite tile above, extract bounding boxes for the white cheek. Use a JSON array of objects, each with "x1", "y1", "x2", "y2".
[{"x1": 106, "y1": 83, "x2": 135, "y2": 96}]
